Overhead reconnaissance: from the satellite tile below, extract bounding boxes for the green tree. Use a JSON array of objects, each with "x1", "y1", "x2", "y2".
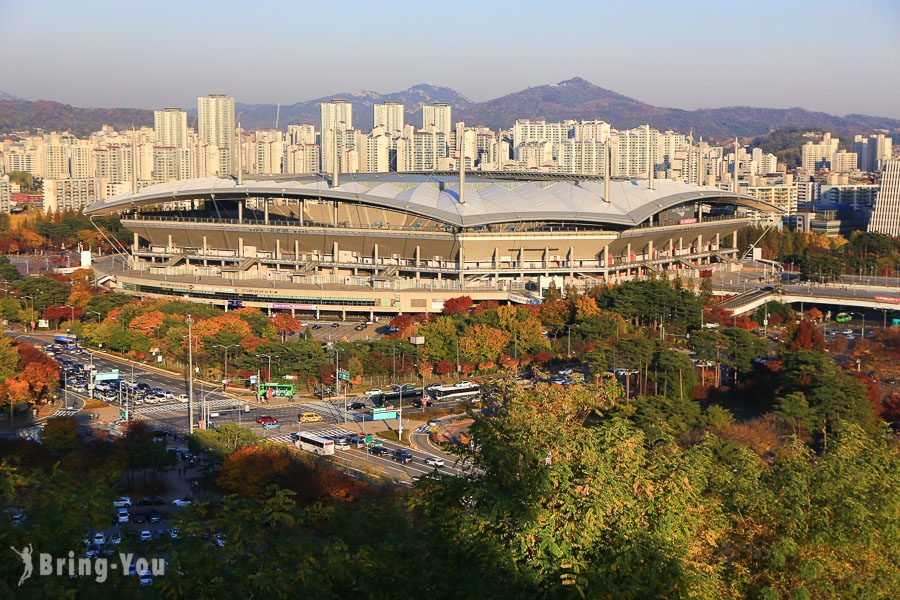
[{"x1": 421, "y1": 316, "x2": 458, "y2": 364}]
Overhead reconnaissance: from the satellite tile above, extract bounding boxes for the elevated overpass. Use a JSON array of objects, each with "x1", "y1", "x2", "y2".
[{"x1": 718, "y1": 286, "x2": 900, "y2": 316}]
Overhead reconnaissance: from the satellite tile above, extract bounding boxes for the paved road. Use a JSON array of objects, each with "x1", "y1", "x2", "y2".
[{"x1": 8, "y1": 331, "x2": 471, "y2": 481}]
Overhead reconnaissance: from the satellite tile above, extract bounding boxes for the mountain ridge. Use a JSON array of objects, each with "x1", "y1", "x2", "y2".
[{"x1": 1, "y1": 78, "x2": 897, "y2": 140}]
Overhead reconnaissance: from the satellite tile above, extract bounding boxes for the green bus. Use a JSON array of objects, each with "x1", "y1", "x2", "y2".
[
  {"x1": 258, "y1": 382, "x2": 295, "y2": 400},
  {"x1": 835, "y1": 312, "x2": 852, "y2": 323}
]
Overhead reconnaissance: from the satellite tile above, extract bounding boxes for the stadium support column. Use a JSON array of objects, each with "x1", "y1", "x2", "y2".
[
  {"x1": 568, "y1": 245, "x2": 574, "y2": 278},
  {"x1": 415, "y1": 245, "x2": 421, "y2": 282},
  {"x1": 458, "y1": 244, "x2": 465, "y2": 285},
  {"x1": 275, "y1": 239, "x2": 281, "y2": 261},
  {"x1": 203, "y1": 236, "x2": 208, "y2": 266},
  {"x1": 714, "y1": 233, "x2": 720, "y2": 251},
  {"x1": 543, "y1": 246, "x2": 549, "y2": 276},
  {"x1": 697, "y1": 234, "x2": 703, "y2": 262},
  {"x1": 167, "y1": 234, "x2": 173, "y2": 253},
  {"x1": 132, "y1": 231, "x2": 138, "y2": 253},
  {"x1": 373, "y1": 244, "x2": 379, "y2": 278},
  {"x1": 294, "y1": 240, "x2": 300, "y2": 262},
  {"x1": 333, "y1": 241, "x2": 339, "y2": 275},
  {"x1": 239, "y1": 237, "x2": 244, "y2": 258},
  {"x1": 238, "y1": 200, "x2": 243, "y2": 223},
  {"x1": 647, "y1": 239, "x2": 653, "y2": 261},
  {"x1": 602, "y1": 245, "x2": 609, "y2": 279},
  {"x1": 678, "y1": 237, "x2": 683, "y2": 255},
  {"x1": 732, "y1": 230, "x2": 738, "y2": 252},
  {"x1": 264, "y1": 199, "x2": 269, "y2": 224}
]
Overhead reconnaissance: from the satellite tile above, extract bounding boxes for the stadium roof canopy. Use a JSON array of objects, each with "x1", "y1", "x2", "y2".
[{"x1": 84, "y1": 172, "x2": 781, "y2": 227}]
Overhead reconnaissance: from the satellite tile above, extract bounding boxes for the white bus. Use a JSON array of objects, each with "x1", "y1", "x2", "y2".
[
  {"x1": 296, "y1": 433, "x2": 335, "y2": 456},
  {"x1": 430, "y1": 383, "x2": 481, "y2": 401}
]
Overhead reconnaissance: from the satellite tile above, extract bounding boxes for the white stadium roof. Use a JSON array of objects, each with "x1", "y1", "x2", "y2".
[{"x1": 84, "y1": 173, "x2": 780, "y2": 227}]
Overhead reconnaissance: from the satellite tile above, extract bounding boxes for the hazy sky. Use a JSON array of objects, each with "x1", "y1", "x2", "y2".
[{"x1": 2, "y1": 0, "x2": 899, "y2": 117}]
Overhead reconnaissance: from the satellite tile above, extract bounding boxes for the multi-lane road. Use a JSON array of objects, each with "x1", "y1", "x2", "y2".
[{"x1": 9, "y1": 331, "x2": 466, "y2": 482}]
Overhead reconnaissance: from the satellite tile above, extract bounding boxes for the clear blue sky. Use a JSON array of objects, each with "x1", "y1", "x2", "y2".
[{"x1": 2, "y1": 0, "x2": 899, "y2": 117}]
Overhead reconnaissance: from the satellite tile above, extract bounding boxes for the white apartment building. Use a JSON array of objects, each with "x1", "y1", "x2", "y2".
[
  {"x1": 801, "y1": 132, "x2": 839, "y2": 172},
  {"x1": 832, "y1": 151, "x2": 858, "y2": 173},
  {"x1": 43, "y1": 178, "x2": 101, "y2": 212},
  {"x1": 286, "y1": 144, "x2": 320, "y2": 174},
  {"x1": 287, "y1": 124, "x2": 316, "y2": 146},
  {"x1": 853, "y1": 134, "x2": 893, "y2": 172},
  {"x1": 396, "y1": 130, "x2": 446, "y2": 171},
  {"x1": 422, "y1": 103, "x2": 452, "y2": 136},
  {"x1": 0, "y1": 176, "x2": 10, "y2": 214},
  {"x1": 513, "y1": 119, "x2": 570, "y2": 150},
  {"x1": 556, "y1": 139, "x2": 608, "y2": 175},
  {"x1": 373, "y1": 103, "x2": 404, "y2": 138},
  {"x1": 154, "y1": 108, "x2": 188, "y2": 148},
  {"x1": 197, "y1": 94, "x2": 235, "y2": 172},
  {"x1": 868, "y1": 159, "x2": 900, "y2": 236},
  {"x1": 320, "y1": 100, "x2": 353, "y2": 174}
]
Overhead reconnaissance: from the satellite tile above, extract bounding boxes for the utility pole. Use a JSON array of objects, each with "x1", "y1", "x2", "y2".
[{"x1": 186, "y1": 314, "x2": 195, "y2": 434}]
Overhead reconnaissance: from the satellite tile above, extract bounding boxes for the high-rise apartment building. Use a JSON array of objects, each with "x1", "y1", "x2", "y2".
[
  {"x1": 868, "y1": 159, "x2": 900, "y2": 236},
  {"x1": 197, "y1": 94, "x2": 235, "y2": 172},
  {"x1": 373, "y1": 102, "x2": 404, "y2": 138},
  {"x1": 287, "y1": 124, "x2": 317, "y2": 146},
  {"x1": 801, "y1": 132, "x2": 839, "y2": 172},
  {"x1": 321, "y1": 100, "x2": 353, "y2": 173},
  {"x1": 42, "y1": 178, "x2": 101, "y2": 212},
  {"x1": 154, "y1": 108, "x2": 188, "y2": 148},
  {"x1": 853, "y1": 134, "x2": 893, "y2": 172},
  {"x1": 0, "y1": 176, "x2": 10, "y2": 214},
  {"x1": 422, "y1": 103, "x2": 452, "y2": 136}
]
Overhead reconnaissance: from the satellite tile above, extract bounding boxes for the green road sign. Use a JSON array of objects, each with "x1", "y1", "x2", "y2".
[{"x1": 365, "y1": 434, "x2": 373, "y2": 443}]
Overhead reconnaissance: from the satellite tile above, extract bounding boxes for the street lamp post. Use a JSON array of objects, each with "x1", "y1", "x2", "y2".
[
  {"x1": 213, "y1": 344, "x2": 238, "y2": 387},
  {"x1": 86, "y1": 311, "x2": 101, "y2": 325},
  {"x1": 186, "y1": 314, "x2": 195, "y2": 434}
]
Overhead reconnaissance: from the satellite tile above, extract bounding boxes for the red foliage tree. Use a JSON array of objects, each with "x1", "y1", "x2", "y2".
[
  {"x1": 533, "y1": 350, "x2": 553, "y2": 363},
  {"x1": 435, "y1": 360, "x2": 455, "y2": 375},
  {"x1": 472, "y1": 300, "x2": 500, "y2": 314},
  {"x1": 42, "y1": 304, "x2": 84, "y2": 322},
  {"x1": 442, "y1": 296, "x2": 473, "y2": 315},
  {"x1": 786, "y1": 320, "x2": 825, "y2": 352}
]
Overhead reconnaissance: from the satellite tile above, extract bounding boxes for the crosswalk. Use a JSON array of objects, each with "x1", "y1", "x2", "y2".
[
  {"x1": 51, "y1": 408, "x2": 80, "y2": 417},
  {"x1": 131, "y1": 398, "x2": 239, "y2": 416}
]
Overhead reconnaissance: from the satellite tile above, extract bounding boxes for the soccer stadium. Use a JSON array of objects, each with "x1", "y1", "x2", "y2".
[{"x1": 84, "y1": 172, "x2": 781, "y2": 318}]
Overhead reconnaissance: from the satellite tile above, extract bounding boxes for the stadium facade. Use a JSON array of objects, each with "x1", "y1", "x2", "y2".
[{"x1": 84, "y1": 172, "x2": 780, "y2": 318}]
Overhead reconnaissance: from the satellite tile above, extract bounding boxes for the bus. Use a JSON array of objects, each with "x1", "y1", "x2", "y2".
[
  {"x1": 835, "y1": 313, "x2": 852, "y2": 323},
  {"x1": 296, "y1": 433, "x2": 335, "y2": 456},
  {"x1": 54, "y1": 335, "x2": 78, "y2": 349},
  {"x1": 258, "y1": 382, "x2": 295, "y2": 401},
  {"x1": 429, "y1": 383, "x2": 481, "y2": 401}
]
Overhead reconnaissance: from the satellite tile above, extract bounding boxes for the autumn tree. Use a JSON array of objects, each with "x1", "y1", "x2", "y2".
[
  {"x1": 442, "y1": 295, "x2": 473, "y2": 315},
  {"x1": 458, "y1": 324, "x2": 510, "y2": 365},
  {"x1": 272, "y1": 312, "x2": 303, "y2": 341},
  {"x1": 785, "y1": 319, "x2": 825, "y2": 351}
]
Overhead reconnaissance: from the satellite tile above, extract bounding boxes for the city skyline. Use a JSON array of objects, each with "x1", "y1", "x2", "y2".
[{"x1": 2, "y1": 0, "x2": 899, "y2": 118}]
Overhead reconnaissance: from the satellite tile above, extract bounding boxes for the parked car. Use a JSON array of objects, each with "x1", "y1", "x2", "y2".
[
  {"x1": 424, "y1": 456, "x2": 445, "y2": 467},
  {"x1": 147, "y1": 509, "x2": 161, "y2": 523},
  {"x1": 85, "y1": 543, "x2": 101, "y2": 558},
  {"x1": 262, "y1": 421, "x2": 281, "y2": 430},
  {"x1": 116, "y1": 509, "x2": 130, "y2": 524},
  {"x1": 167, "y1": 528, "x2": 179, "y2": 540},
  {"x1": 363, "y1": 389, "x2": 382, "y2": 396},
  {"x1": 112, "y1": 497, "x2": 132, "y2": 508},
  {"x1": 131, "y1": 512, "x2": 147, "y2": 524},
  {"x1": 176, "y1": 394, "x2": 189, "y2": 403},
  {"x1": 348, "y1": 402, "x2": 365, "y2": 410},
  {"x1": 109, "y1": 532, "x2": 122, "y2": 545},
  {"x1": 171, "y1": 498, "x2": 193, "y2": 508},
  {"x1": 93, "y1": 532, "x2": 106, "y2": 545},
  {"x1": 139, "y1": 530, "x2": 152, "y2": 542},
  {"x1": 331, "y1": 322, "x2": 341, "y2": 328},
  {"x1": 311, "y1": 324, "x2": 322, "y2": 330}
]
